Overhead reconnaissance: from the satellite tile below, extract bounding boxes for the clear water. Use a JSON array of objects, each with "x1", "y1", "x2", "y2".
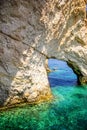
[
  {"x1": 0, "y1": 59, "x2": 87, "y2": 130},
  {"x1": 48, "y1": 59, "x2": 78, "y2": 87}
]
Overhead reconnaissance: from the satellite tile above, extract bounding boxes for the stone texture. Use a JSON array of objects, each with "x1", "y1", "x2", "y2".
[{"x1": 0, "y1": 0, "x2": 87, "y2": 107}]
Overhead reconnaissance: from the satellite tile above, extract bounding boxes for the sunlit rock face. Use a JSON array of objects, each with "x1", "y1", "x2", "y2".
[{"x1": 0, "y1": 0, "x2": 87, "y2": 106}]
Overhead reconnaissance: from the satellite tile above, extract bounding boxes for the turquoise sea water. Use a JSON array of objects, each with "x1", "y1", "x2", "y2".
[{"x1": 0, "y1": 59, "x2": 87, "y2": 130}]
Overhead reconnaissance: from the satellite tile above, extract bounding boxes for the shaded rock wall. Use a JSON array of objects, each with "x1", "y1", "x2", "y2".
[{"x1": 0, "y1": 0, "x2": 87, "y2": 107}]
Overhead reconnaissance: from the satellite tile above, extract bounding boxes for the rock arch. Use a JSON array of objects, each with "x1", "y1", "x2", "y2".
[{"x1": 0, "y1": 0, "x2": 87, "y2": 107}]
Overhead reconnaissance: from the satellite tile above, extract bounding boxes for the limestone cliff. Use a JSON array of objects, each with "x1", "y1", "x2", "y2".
[{"x1": 0, "y1": 0, "x2": 87, "y2": 107}]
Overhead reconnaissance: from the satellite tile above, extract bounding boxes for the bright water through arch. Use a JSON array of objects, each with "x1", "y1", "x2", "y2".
[{"x1": 48, "y1": 59, "x2": 78, "y2": 87}]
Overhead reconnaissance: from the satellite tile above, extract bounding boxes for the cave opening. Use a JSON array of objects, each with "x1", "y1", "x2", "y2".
[{"x1": 47, "y1": 58, "x2": 78, "y2": 87}]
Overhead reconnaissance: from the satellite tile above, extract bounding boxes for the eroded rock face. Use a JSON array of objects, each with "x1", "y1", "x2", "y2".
[{"x1": 0, "y1": 0, "x2": 87, "y2": 107}]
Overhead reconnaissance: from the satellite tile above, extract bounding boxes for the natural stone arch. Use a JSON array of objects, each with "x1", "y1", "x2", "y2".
[{"x1": 0, "y1": 0, "x2": 87, "y2": 107}]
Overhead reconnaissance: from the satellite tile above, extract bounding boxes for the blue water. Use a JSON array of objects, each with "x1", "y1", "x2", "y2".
[
  {"x1": 0, "y1": 59, "x2": 87, "y2": 130},
  {"x1": 48, "y1": 59, "x2": 78, "y2": 87}
]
